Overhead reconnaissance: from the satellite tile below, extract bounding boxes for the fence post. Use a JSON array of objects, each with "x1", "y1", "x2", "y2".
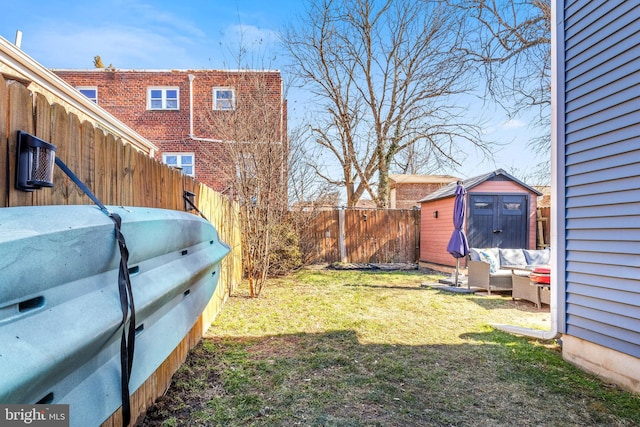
[{"x1": 338, "y1": 207, "x2": 347, "y2": 263}]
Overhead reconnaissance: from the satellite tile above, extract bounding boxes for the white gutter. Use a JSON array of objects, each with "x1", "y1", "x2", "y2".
[
  {"x1": 492, "y1": 0, "x2": 563, "y2": 341},
  {"x1": 280, "y1": 78, "x2": 284, "y2": 144},
  {"x1": 187, "y1": 73, "x2": 228, "y2": 144},
  {"x1": 189, "y1": 74, "x2": 195, "y2": 137},
  {"x1": 0, "y1": 35, "x2": 158, "y2": 156}
]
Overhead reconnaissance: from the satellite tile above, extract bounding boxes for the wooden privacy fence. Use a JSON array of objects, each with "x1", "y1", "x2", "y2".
[
  {"x1": 1, "y1": 76, "x2": 242, "y2": 426},
  {"x1": 537, "y1": 207, "x2": 551, "y2": 249},
  {"x1": 301, "y1": 206, "x2": 547, "y2": 265},
  {"x1": 302, "y1": 208, "x2": 421, "y2": 264}
]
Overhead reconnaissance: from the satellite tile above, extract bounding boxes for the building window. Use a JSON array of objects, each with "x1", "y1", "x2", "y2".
[
  {"x1": 163, "y1": 153, "x2": 194, "y2": 176},
  {"x1": 148, "y1": 87, "x2": 179, "y2": 110},
  {"x1": 213, "y1": 87, "x2": 235, "y2": 110},
  {"x1": 77, "y1": 86, "x2": 98, "y2": 103}
]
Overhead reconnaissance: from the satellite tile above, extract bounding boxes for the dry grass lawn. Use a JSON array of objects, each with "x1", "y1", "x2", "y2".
[{"x1": 137, "y1": 268, "x2": 640, "y2": 426}]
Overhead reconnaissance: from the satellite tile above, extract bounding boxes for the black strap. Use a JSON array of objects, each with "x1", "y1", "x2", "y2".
[
  {"x1": 111, "y1": 212, "x2": 136, "y2": 427},
  {"x1": 183, "y1": 191, "x2": 209, "y2": 221},
  {"x1": 55, "y1": 157, "x2": 135, "y2": 427},
  {"x1": 54, "y1": 157, "x2": 109, "y2": 214}
]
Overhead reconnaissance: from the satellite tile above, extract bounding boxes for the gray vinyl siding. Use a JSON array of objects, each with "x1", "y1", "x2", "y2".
[{"x1": 563, "y1": 1, "x2": 640, "y2": 358}]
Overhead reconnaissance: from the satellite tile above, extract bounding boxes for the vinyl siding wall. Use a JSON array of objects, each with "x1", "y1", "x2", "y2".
[{"x1": 563, "y1": 0, "x2": 640, "y2": 358}]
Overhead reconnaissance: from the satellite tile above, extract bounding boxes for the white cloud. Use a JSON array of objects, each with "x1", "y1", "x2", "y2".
[
  {"x1": 26, "y1": 24, "x2": 199, "y2": 69},
  {"x1": 12, "y1": 0, "x2": 214, "y2": 69},
  {"x1": 482, "y1": 125, "x2": 497, "y2": 135},
  {"x1": 482, "y1": 118, "x2": 527, "y2": 136},
  {"x1": 122, "y1": 1, "x2": 206, "y2": 39},
  {"x1": 5, "y1": 0, "x2": 286, "y2": 70},
  {"x1": 500, "y1": 118, "x2": 527, "y2": 129}
]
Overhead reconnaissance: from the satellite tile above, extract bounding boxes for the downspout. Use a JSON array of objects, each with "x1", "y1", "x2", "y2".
[
  {"x1": 188, "y1": 73, "x2": 226, "y2": 143},
  {"x1": 188, "y1": 74, "x2": 195, "y2": 138},
  {"x1": 280, "y1": 78, "x2": 286, "y2": 197},
  {"x1": 279, "y1": 78, "x2": 284, "y2": 145},
  {"x1": 492, "y1": 1, "x2": 564, "y2": 341}
]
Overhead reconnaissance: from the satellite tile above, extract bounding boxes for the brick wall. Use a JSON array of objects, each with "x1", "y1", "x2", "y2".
[
  {"x1": 54, "y1": 69, "x2": 285, "y2": 191},
  {"x1": 394, "y1": 182, "x2": 450, "y2": 209}
]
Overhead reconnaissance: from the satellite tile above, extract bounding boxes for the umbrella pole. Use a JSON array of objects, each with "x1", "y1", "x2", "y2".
[{"x1": 454, "y1": 258, "x2": 460, "y2": 287}]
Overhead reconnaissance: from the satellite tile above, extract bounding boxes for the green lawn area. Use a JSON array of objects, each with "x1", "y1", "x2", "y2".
[{"x1": 138, "y1": 268, "x2": 640, "y2": 427}]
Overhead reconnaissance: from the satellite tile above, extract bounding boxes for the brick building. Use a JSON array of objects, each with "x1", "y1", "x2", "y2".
[
  {"x1": 389, "y1": 174, "x2": 459, "y2": 209},
  {"x1": 53, "y1": 69, "x2": 287, "y2": 194}
]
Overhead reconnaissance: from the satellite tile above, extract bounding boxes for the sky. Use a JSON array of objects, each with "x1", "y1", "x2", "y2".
[{"x1": 0, "y1": 0, "x2": 548, "y2": 185}]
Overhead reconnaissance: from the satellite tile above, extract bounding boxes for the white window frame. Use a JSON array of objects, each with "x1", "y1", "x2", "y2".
[
  {"x1": 77, "y1": 86, "x2": 98, "y2": 103},
  {"x1": 147, "y1": 87, "x2": 180, "y2": 110},
  {"x1": 162, "y1": 152, "x2": 195, "y2": 177},
  {"x1": 213, "y1": 87, "x2": 235, "y2": 111}
]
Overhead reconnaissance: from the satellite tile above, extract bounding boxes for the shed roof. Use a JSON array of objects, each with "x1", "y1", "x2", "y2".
[{"x1": 418, "y1": 169, "x2": 543, "y2": 202}]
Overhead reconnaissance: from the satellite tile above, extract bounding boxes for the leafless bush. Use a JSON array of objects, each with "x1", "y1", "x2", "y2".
[{"x1": 203, "y1": 72, "x2": 287, "y2": 297}]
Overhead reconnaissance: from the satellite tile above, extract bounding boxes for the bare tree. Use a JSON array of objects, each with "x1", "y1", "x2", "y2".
[
  {"x1": 454, "y1": 0, "x2": 551, "y2": 172},
  {"x1": 287, "y1": 124, "x2": 336, "y2": 208},
  {"x1": 286, "y1": 123, "x2": 343, "y2": 264},
  {"x1": 283, "y1": 0, "x2": 486, "y2": 207},
  {"x1": 391, "y1": 137, "x2": 465, "y2": 175},
  {"x1": 203, "y1": 72, "x2": 288, "y2": 297}
]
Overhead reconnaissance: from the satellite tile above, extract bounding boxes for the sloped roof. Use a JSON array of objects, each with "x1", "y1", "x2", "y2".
[{"x1": 418, "y1": 169, "x2": 543, "y2": 203}]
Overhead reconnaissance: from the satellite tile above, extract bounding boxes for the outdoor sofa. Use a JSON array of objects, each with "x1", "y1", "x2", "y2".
[
  {"x1": 511, "y1": 272, "x2": 551, "y2": 308},
  {"x1": 467, "y1": 247, "x2": 551, "y2": 294}
]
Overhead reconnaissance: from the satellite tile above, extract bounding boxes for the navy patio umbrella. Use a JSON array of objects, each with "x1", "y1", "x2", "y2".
[{"x1": 446, "y1": 181, "x2": 469, "y2": 287}]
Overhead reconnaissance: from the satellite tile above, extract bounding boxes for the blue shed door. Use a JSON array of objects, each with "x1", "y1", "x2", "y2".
[{"x1": 468, "y1": 194, "x2": 528, "y2": 248}]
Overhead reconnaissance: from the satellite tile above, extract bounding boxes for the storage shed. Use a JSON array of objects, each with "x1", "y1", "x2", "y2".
[{"x1": 418, "y1": 169, "x2": 542, "y2": 269}]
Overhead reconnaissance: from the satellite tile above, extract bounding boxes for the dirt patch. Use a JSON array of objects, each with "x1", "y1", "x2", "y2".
[
  {"x1": 326, "y1": 262, "x2": 421, "y2": 271},
  {"x1": 136, "y1": 346, "x2": 225, "y2": 426}
]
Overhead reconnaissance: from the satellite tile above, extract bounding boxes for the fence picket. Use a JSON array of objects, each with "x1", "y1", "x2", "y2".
[
  {"x1": 50, "y1": 103, "x2": 70, "y2": 204},
  {"x1": 105, "y1": 134, "x2": 118, "y2": 204},
  {"x1": 7, "y1": 81, "x2": 35, "y2": 207},
  {"x1": 0, "y1": 74, "x2": 6, "y2": 207},
  {"x1": 93, "y1": 128, "x2": 107, "y2": 203},
  {"x1": 67, "y1": 112, "x2": 83, "y2": 205},
  {"x1": 34, "y1": 93, "x2": 53, "y2": 206},
  {"x1": 80, "y1": 120, "x2": 96, "y2": 205}
]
